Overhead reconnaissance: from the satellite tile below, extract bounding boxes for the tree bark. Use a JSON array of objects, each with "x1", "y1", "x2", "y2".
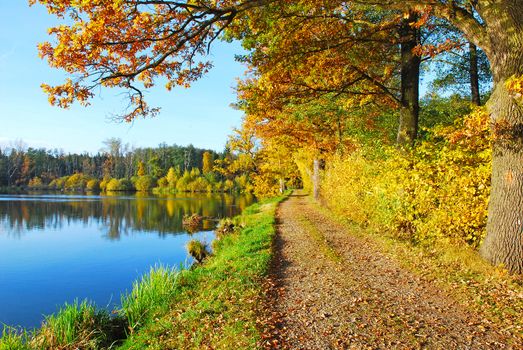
[
  {"x1": 478, "y1": 0, "x2": 523, "y2": 274},
  {"x1": 469, "y1": 42, "x2": 481, "y2": 106},
  {"x1": 313, "y1": 158, "x2": 320, "y2": 200},
  {"x1": 481, "y1": 79, "x2": 523, "y2": 274},
  {"x1": 396, "y1": 11, "x2": 421, "y2": 146}
]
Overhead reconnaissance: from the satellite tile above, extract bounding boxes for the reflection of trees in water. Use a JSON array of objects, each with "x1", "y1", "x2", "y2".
[{"x1": 0, "y1": 194, "x2": 255, "y2": 239}]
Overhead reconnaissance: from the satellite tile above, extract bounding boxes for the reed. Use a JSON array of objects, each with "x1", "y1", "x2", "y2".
[
  {"x1": 120, "y1": 266, "x2": 179, "y2": 333},
  {"x1": 32, "y1": 299, "x2": 125, "y2": 350}
]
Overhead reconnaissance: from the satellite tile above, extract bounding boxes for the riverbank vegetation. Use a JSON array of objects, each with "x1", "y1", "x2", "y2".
[{"x1": 0, "y1": 194, "x2": 286, "y2": 349}]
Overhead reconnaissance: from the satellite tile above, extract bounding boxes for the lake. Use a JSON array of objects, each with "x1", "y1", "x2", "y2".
[{"x1": 0, "y1": 192, "x2": 255, "y2": 330}]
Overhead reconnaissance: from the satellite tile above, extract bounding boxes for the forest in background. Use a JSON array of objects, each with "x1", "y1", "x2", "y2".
[{"x1": 0, "y1": 139, "x2": 261, "y2": 194}]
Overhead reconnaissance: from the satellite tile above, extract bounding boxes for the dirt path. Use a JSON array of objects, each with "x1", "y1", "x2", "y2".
[{"x1": 264, "y1": 192, "x2": 520, "y2": 349}]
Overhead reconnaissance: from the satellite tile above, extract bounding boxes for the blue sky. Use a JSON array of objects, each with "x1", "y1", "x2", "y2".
[{"x1": 0, "y1": 2, "x2": 246, "y2": 154}]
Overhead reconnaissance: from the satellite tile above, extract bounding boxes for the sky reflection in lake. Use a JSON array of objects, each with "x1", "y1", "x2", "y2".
[{"x1": 0, "y1": 193, "x2": 254, "y2": 329}]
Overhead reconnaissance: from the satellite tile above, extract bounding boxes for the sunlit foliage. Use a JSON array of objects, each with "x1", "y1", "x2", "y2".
[{"x1": 322, "y1": 108, "x2": 491, "y2": 247}]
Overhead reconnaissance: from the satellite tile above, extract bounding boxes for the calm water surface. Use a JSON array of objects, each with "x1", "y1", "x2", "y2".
[{"x1": 0, "y1": 192, "x2": 254, "y2": 329}]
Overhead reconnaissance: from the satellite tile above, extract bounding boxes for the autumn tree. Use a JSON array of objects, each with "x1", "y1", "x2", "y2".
[
  {"x1": 6, "y1": 143, "x2": 26, "y2": 186},
  {"x1": 32, "y1": 0, "x2": 523, "y2": 272},
  {"x1": 425, "y1": 18, "x2": 492, "y2": 105},
  {"x1": 234, "y1": 2, "x2": 408, "y2": 143},
  {"x1": 367, "y1": 0, "x2": 523, "y2": 273},
  {"x1": 202, "y1": 151, "x2": 214, "y2": 174},
  {"x1": 214, "y1": 127, "x2": 258, "y2": 180},
  {"x1": 19, "y1": 155, "x2": 34, "y2": 185},
  {"x1": 166, "y1": 166, "x2": 179, "y2": 187},
  {"x1": 252, "y1": 138, "x2": 300, "y2": 196},
  {"x1": 137, "y1": 160, "x2": 146, "y2": 177}
]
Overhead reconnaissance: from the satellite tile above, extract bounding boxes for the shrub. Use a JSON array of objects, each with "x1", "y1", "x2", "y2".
[
  {"x1": 186, "y1": 239, "x2": 210, "y2": 263},
  {"x1": 175, "y1": 175, "x2": 190, "y2": 192},
  {"x1": 321, "y1": 108, "x2": 491, "y2": 247},
  {"x1": 157, "y1": 176, "x2": 169, "y2": 188},
  {"x1": 105, "y1": 178, "x2": 121, "y2": 192},
  {"x1": 65, "y1": 173, "x2": 90, "y2": 190},
  {"x1": 86, "y1": 179, "x2": 100, "y2": 191},
  {"x1": 99, "y1": 177, "x2": 110, "y2": 192},
  {"x1": 188, "y1": 177, "x2": 209, "y2": 192},
  {"x1": 32, "y1": 300, "x2": 125, "y2": 350},
  {"x1": 118, "y1": 179, "x2": 134, "y2": 191},
  {"x1": 28, "y1": 177, "x2": 43, "y2": 189},
  {"x1": 106, "y1": 178, "x2": 134, "y2": 192},
  {"x1": 213, "y1": 181, "x2": 224, "y2": 192},
  {"x1": 134, "y1": 175, "x2": 155, "y2": 192},
  {"x1": 49, "y1": 176, "x2": 68, "y2": 190}
]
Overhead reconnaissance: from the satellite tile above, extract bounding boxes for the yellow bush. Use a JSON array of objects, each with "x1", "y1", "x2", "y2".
[
  {"x1": 188, "y1": 177, "x2": 209, "y2": 192},
  {"x1": 86, "y1": 179, "x2": 100, "y2": 191},
  {"x1": 28, "y1": 176, "x2": 44, "y2": 188},
  {"x1": 322, "y1": 108, "x2": 491, "y2": 247}
]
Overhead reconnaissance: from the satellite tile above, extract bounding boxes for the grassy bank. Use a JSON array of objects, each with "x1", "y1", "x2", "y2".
[{"x1": 0, "y1": 194, "x2": 287, "y2": 350}]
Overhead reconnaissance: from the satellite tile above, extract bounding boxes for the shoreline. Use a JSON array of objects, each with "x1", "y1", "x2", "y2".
[{"x1": 0, "y1": 193, "x2": 288, "y2": 349}]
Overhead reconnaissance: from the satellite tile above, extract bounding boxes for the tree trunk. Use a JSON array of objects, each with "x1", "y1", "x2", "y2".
[
  {"x1": 279, "y1": 177, "x2": 285, "y2": 194},
  {"x1": 479, "y1": 1, "x2": 523, "y2": 273},
  {"x1": 469, "y1": 42, "x2": 481, "y2": 106},
  {"x1": 481, "y1": 80, "x2": 523, "y2": 274},
  {"x1": 396, "y1": 11, "x2": 421, "y2": 146},
  {"x1": 313, "y1": 158, "x2": 320, "y2": 200}
]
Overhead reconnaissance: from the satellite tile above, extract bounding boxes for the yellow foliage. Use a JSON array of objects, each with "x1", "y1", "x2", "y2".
[
  {"x1": 251, "y1": 140, "x2": 300, "y2": 197},
  {"x1": 506, "y1": 75, "x2": 523, "y2": 101},
  {"x1": 322, "y1": 108, "x2": 491, "y2": 247},
  {"x1": 64, "y1": 173, "x2": 90, "y2": 190},
  {"x1": 202, "y1": 152, "x2": 214, "y2": 174},
  {"x1": 293, "y1": 149, "x2": 315, "y2": 194},
  {"x1": 86, "y1": 179, "x2": 100, "y2": 191},
  {"x1": 28, "y1": 177, "x2": 44, "y2": 188}
]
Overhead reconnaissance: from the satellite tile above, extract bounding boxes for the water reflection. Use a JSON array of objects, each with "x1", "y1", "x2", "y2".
[
  {"x1": 0, "y1": 193, "x2": 255, "y2": 239},
  {"x1": 0, "y1": 193, "x2": 255, "y2": 329}
]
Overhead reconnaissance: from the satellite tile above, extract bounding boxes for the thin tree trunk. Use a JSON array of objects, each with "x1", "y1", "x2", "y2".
[
  {"x1": 313, "y1": 158, "x2": 320, "y2": 200},
  {"x1": 279, "y1": 177, "x2": 285, "y2": 194},
  {"x1": 469, "y1": 42, "x2": 481, "y2": 106},
  {"x1": 396, "y1": 11, "x2": 421, "y2": 146}
]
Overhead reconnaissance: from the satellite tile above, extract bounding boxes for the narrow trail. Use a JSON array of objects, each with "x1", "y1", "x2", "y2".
[{"x1": 264, "y1": 192, "x2": 520, "y2": 349}]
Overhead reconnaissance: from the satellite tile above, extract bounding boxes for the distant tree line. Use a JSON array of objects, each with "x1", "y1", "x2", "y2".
[{"x1": 0, "y1": 138, "x2": 244, "y2": 192}]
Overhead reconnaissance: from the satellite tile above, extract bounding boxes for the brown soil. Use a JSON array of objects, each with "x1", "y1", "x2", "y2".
[{"x1": 262, "y1": 192, "x2": 521, "y2": 349}]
